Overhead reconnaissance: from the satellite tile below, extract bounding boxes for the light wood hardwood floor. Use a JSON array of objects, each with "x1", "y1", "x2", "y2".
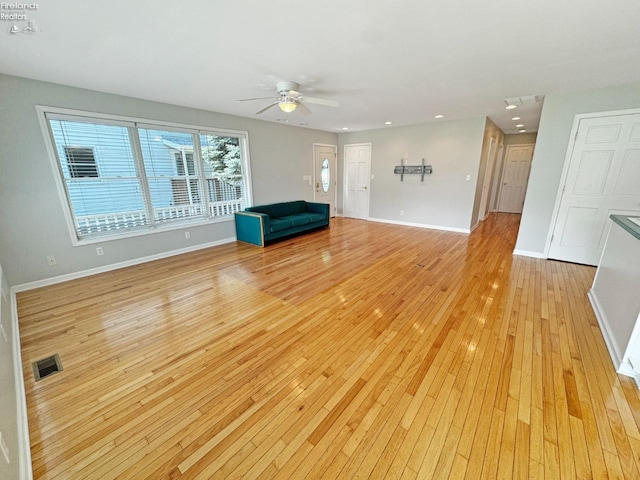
[{"x1": 18, "y1": 214, "x2": 640, "y2": 479}]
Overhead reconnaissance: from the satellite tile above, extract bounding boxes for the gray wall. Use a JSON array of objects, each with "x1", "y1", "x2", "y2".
[
  {"x1": 515, "y1": 82, "x2": 640, "y2": 255},
  {"x1": 0, "y1": 266, "x2": 20, "y2": 479},
  {"x1": 0, "y1": 74, "x2": 337, "y2": 286},
  {"x1": 338, "y1": 118, "x2": 486, "y2": 230}
]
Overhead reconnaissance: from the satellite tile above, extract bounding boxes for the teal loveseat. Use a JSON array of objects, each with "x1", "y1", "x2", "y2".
[{"x1": 234, "y1": 200, "x2": 330, "y2": 246}]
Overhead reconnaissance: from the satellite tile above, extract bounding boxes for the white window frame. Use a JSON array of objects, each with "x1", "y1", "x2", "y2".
[{"x1": 36, "y1": 105, "x2": 253, "y2": 246}]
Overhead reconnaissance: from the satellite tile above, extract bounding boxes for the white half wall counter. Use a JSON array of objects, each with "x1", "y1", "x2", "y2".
[{"x1": 589, "y1": 215, "x2": 640, "y2": 386}]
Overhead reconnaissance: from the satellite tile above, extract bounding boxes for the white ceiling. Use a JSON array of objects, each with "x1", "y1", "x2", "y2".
[{"x1": 1, "y1": 0, "x2": 639, "y2": 134}]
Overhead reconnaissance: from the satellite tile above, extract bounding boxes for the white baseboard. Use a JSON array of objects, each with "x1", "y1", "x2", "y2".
[
  {"x1": 367, "y1": 217, "x2": 470, "y2": 234},
  {"x1": 10, "y1": 290, "x2": 33, "y2": 480},
  {"x1": 628, "y1": 358, "x2": 640, "y2": 388},
  {"x1": 588, "y1": 289, "x2": 627, "y2": 377},
  {"x1": 13, "y1": 237, "x2": 236, "y2": 293},
  {"x1": 512, "y1": 249, "x2": 546, "y2": 259},
  {"x1": 617, "y1": 362, "x2": 640, "y2": 386}
]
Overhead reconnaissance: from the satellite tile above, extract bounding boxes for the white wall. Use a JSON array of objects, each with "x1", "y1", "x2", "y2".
[
  {"x1": 504, "y1": 132, "x2": 537, "y2": 146},
  {"x1": 471, "y1": 118, "x2": 505, "y2": 228},
  {"x1": 0, "y1": 264, "x2": 22, "y2": 479},
  {"x1": 338, "y1": 118, "x2": 486, "y2": 231},
  {"x1": 515, "y1": 82, "x2": 640, "y2": 255},
  {"x1": 0, "y1": 74, "x2": 337, "y2": 286}
]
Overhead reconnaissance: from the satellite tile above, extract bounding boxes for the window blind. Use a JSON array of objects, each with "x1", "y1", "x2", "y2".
[
  {"x1": 43, "y1": 109, "x2": 252, "y2": 242},
  {"x1": 48, "y1": 118, "x2": 151, "y2": 237},
  {"x1": 137, "y1": 128, "x2": 205, "y2": 224},
  {"x1": 200, "y1": 134, "x2": 248, "y2": 216}
]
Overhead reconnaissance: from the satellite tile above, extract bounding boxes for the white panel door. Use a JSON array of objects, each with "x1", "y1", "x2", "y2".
[
  {"x1": 343, "y1": 143, "x2": 371, "y2": 220},
  {"x1": 497, "y1": 144, "x2": 534, "y2": 213},
  {"x1": 548, "y1": 113, "x2": 640, "y2": 265},
  {"x1": 313, "y1": 144, "x2": 337, "y2": 217}
]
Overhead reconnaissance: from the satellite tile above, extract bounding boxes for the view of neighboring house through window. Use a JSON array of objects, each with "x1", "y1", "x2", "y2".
[
  {"x1": 172, "y1": 150, "x2": 199, "y2": 206},
  {"x1": 43, "y1": 110, "x2": 251, "y2": 242},
  {"x1": 64, "y1": 146, "x2": 98, "y2": 178},
  {"x1": 138, "y1": 128, "x2": 205, "y2": 224}
]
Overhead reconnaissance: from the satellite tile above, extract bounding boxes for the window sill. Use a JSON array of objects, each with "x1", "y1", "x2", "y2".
[{"x1": 72, "y1": 215, "x2": 235, "y2": 247}]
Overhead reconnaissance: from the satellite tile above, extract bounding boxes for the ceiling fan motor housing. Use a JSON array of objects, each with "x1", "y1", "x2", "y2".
[{"x1": 276, "y1": 81, "x2": 299, "y2": 95}]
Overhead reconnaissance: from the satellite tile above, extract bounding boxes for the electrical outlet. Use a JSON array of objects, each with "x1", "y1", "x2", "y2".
[
  {"x1": 400, "y1": 210, "x2": 404, "y2": 216},
  {"x1": 96, "y1": 247, "x2": 104, "y2": 256},
  {"x1": 0, "y1": 431, "x2": 9, "y2": 464},
  {"x1": 46, "y1": 255, "x2": 56, "y2": 266},
  {"x1": 185, "y1": 231, "x2": 190, "y2": 239}
]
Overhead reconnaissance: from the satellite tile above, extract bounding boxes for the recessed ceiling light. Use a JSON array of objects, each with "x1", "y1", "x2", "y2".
[
  {"x1": 511, "y1": 116, "x2": 521, "y2": 121},
  {"x1": 385, "y1": 121, "x2": 393, "y2": 125},
  {"x1": 516, "y1": 124, "x2": 524, "y2": 128},
  {"x1": 506, "y1": 104, "x2": 517, "y2": 110},
  {"x1": 342, "y1": 127, "x2": 349, "y2": 130},
  {"x1": 519, "y1": 129, "x2": 527, "y2": 133},
  {"x1": 434, "y1": 114, "x2": 444, "y2": 119}
]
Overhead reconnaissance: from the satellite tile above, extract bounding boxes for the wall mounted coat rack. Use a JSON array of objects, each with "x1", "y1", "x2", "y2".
[{"x1": 393, "y1": 158, "x2": 433, "y2": 181}]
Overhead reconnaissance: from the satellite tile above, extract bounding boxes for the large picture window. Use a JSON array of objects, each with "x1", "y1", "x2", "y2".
[{"x1": 42, "y1": 109, "x2": 252, "y2": 243}]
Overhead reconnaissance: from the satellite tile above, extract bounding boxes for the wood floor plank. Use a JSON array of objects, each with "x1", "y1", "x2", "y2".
[{"x1": 17, "y1": 214, "x2": 640, "y2": 479}]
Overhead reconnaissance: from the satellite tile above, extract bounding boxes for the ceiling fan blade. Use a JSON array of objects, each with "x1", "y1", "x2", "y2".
[
  {"x1": 255, "y1": 102, "x2": 279, "y2": 115},
  {"x1": 238, "y1": 96, "x2": 275, "y2": 102},
  {"x1": 299, "y1": 96, "x2": 339, "y2": 107},
  {"x1": 295, "y1": 101, "x2": 312, "y2": 116}
]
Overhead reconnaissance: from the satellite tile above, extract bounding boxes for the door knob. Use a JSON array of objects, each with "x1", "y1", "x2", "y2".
[{"x1": 364, "y1": 186, "x2": 367, "y2": 189}]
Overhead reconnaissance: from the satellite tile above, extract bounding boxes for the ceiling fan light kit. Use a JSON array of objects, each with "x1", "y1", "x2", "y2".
[{"x1": 278, "y1": 100, "x2": 297, "y2": 113}]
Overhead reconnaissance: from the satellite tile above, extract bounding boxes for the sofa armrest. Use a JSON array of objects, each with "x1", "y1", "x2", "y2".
[
  {"x1": 234, "y1": 211, "x2": 269, "y2": 246},
  {"x1": 305, "y1": 202, "x2": 330, "y2": 219}
]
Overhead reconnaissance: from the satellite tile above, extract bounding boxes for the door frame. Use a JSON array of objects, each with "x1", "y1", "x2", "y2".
[
  {"x1": 489, "y1": 143, "x2": 504, "y2": 212},
  {"x1": 544, "y1": 107, "x2": 640, "y2": 258},
  {"x1": 479, "y1": 137, "x2": 497, "y2": 221},
  {"x1": 312, "y1": 143, "x2": 337, "y2": 217},
  {"x1": 343, "y1": 143, "x2": 372, "y2": 220}
]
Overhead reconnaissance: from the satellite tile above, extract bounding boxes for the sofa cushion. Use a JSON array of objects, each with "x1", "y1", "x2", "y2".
[
  {"x1": 247, "y1": 205, "x2": 273, "y2": 216},
  {"x1": 306, "y1": 213, "x2": 328, "y2": 223},
  {"x1": 269, "y1": 217, "x2": 294, "y2": 232},
  {"x1": 289, "y1": 201, "x2": 307, "y2": 215},
  {"x1": 271, "y1": 202, "x2": 292, "y2": 218},
  {"x1": 287, "y1": 213, "x2": 314, "y2": 227}
]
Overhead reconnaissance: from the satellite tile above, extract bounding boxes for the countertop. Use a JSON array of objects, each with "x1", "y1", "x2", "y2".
[{"x1": 611, "y1": 215, "x2": 640, "y2": 241}]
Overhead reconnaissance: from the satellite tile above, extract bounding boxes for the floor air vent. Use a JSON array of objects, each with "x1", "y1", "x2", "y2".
[{"x1": 33, "y1": 354, "x2": 63, "y2": 381}]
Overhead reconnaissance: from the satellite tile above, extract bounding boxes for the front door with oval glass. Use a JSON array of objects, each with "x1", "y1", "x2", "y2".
[{"x1": 314, "y1": 144, "x2": 337, "y2": 217}]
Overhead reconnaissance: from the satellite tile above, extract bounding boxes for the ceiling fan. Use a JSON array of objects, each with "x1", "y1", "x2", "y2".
[{"x1": 238, "y1": 81, "x2": 339, "y2": 116}]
